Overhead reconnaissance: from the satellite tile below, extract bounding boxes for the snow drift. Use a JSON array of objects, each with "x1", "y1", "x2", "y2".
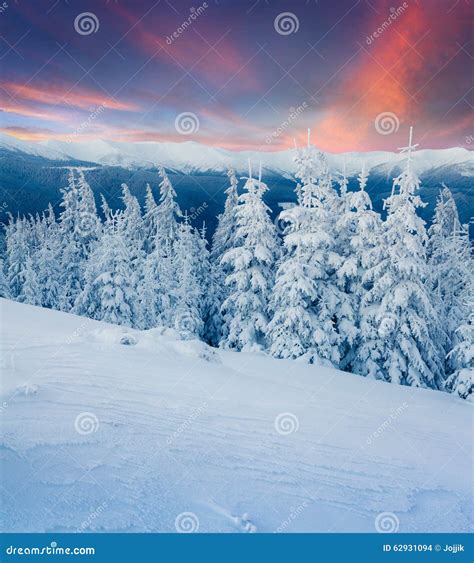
[{"x1": 0, "y1": 299, "x2": 471, "y2": 533}]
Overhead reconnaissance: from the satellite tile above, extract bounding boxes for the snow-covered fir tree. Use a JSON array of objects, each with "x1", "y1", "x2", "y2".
[
  {"x1": 267, "y1": 201, "x2": 323, "y2": 362},
  {"x1": 137, "y1": 171, "x2": 181, "y2": 329},
  {"x1": 269, "y1": 141, "x2": 354, "y2": 366},
  {"x1": 76, "y1": 169, "x2": 101, "y2": 249},
  {"x1": 118, "y1": 184, "x2": 144, "y2": 309},
  {"x1": 75, "y1": 209, "x2": 139, "y2": 327},
  {"x1": 358, "y1": 128, "x2": 445, "y2": 388},
  {"x1": 336, "y1": 166, "x2": 383, "y2": 371},
  {"x1": 0, "y1": 257, "x2": 9, "y2": 299},
  {"x1": 220, "y1": 165, "x2": 280, "y2": 351},
  {"x1": 445, "y1": 296, "x2": 473, "y2": 400},
  {"x1": 211, "y1": 168, "x2": 239, "y2": 263},
  {"x1": 155, "y1": 166, "x2": 182, "y2": 248},
  {"x1": 172, "y1": 213, "x2": 204, "y2": 339},
  {"x1": 139, "y1": 238, "x2": 174, "y2": 329},
  {"x1": 36, "y1": 205, "x2": 62, "y2": 308},
  {"x1": 210, "y1": 167, "x2": 240, "y2": 343},
  {"x1": 5, "y1": 216, "x2": 30, "y2": 300},
  {"x1": 58, "y1": 169, "x2": 100, "y2": 311},
  {"x1": 428, "y1": 186, "x2": 472, "y2": 356},
  {"x1": 143, "y1": 183, "x2": 159, "y2": 252},
  {"x1": 18, "y1": 255, "x2": 41, "y2": 306},
  {"x1": 197, "y1": 222, "x2": 222, "y2": 346}
]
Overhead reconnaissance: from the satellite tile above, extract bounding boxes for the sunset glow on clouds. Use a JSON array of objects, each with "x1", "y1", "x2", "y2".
[{"x1": 0, "y1": 0, "x2": 472, "y2": 152}]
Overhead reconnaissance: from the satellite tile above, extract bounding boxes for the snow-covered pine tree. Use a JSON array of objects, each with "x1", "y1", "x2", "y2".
[
  {"x1": 155, "y1": 166, "x2": 182, "y2": 248},
  {"x1": 445, "y1": 296, "x2": 474, "y2": 399},
  {"x1": 139, "y1": 238, "x2": 174, "y2": 329},
  {"x1": 211, "y1": 168, "x2": 239, "y2": 263},
  {"x1": 100, "y1": 193, "x2": 113, "y2": 222},
  {"x1": 428, "y1": 186, "x2": 472, "y2": 355},
  {"x1": 359, "y1": 128, "x2": 445, "y2": 388},
  {"x1": 0, "y1": 257, "x2": 9, "y2": 299},
  {"x1": 336, "y1": 165, "x2": 382, "y2": 370},
  {"x1": 36, "y1": 204, "x2": 62, "y2": 309},
  {"x1": 137, "y1": 171, "x2": 181, "y2": 329},
  {"x1": 335, "y1": 160, "x2": 350, "y2": 214},
  {"x1": 76, "y1": 169, "x2": 101, "y2": 250},
  {"x1": 267, "y1": 200, "x2": 323, "y2": 361},
  {"x1": 118, "y1": 184, "x2": 144, "y2": 317},
  {"x1": 269, "y1": 139, "x2": 354, "y2": 366},
  {"x1": 75, "y1": 208, "x2": 139, "y2": 327},
  {"x1": 220, "y1": 164, "x2": 280, "y2": 351},
  {"x1": 210, "y1": 167, "x2": 240, "y2": 343},
  {"x1": 197, "y1": 222, "x2": 222, "y2": 345},
  {"x1": 18, "y1": 255, "x2": 41, "y2": 306},
  {"x1": 58, "y1": 169, "x2": 100, "y2": 311},
  {"x1": 172, "y1": 213, "x2": 203, "y2": 339},
  {"x1": 143, "y1": 183, "x2": 158, "y2": 252},
  {"x1": 119, "y1": 184, "x2": 144, "y2": 249},
  {"x1": 5, "y1": 215, "x2": 30, "y2": 300}
]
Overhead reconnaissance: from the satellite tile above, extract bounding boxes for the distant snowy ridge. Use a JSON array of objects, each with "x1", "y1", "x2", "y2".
[{"x1": 0, "y1": 132, "x2": 472, "y2": 177}]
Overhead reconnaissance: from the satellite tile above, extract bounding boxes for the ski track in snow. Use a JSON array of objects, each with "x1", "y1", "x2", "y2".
[{"x1": 0, "y1": 299, "x2": 471, "y2": 533}]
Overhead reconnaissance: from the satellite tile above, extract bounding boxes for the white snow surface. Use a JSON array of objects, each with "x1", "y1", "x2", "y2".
[
  {"x1": 0, "y1": 132, "x2": 472, "y2": 177},
  {"x1": 0, "y1": 299, "x2": 471, "y2": 533}
]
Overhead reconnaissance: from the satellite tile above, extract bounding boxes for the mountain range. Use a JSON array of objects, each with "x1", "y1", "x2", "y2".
[
  {"x1": 1, "y1": 132, "x2": 473, "y2": 178},
  {"x1": 0, "y1": 133, "x2": 472, "y2": 237}
]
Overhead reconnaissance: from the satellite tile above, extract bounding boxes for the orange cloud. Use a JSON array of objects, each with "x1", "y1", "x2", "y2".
[
  {"x1": 311, "y1": 1, "x2": 471, "y2": 151},
  {"x1": 0, "y1": 126, "x2": 68, "y2": 141},
  {"x1": 1, "y1": 82, "x2": 138, "y2": 113},
  {"x1": 0, "y1": 102, "x2": 69, "y2": 122}
]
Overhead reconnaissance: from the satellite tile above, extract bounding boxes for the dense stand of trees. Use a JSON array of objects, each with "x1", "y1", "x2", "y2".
[{"x1": 1, "y1": 134, "x2": 472, "y2": 399}]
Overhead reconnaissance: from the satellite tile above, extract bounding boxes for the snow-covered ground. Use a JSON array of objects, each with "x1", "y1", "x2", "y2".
[{"x1": 0, "y1": 299, "x2": 471, "y2": 533}]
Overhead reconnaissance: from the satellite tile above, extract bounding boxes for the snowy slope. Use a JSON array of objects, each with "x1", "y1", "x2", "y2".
[
  {"x1": 0, "y1": 299, "x2": 471, "y2": 533},
  {"x1": 0, "y1": 132, "x2": 472, "y2": 177},
  {"x1": 0, "y1": 132, "x2": 71, "y2": 161}
]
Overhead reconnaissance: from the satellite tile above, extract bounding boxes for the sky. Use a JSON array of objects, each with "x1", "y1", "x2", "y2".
[{"x1": 0, "y1": 0, "x2": 472, "y2": 152}]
